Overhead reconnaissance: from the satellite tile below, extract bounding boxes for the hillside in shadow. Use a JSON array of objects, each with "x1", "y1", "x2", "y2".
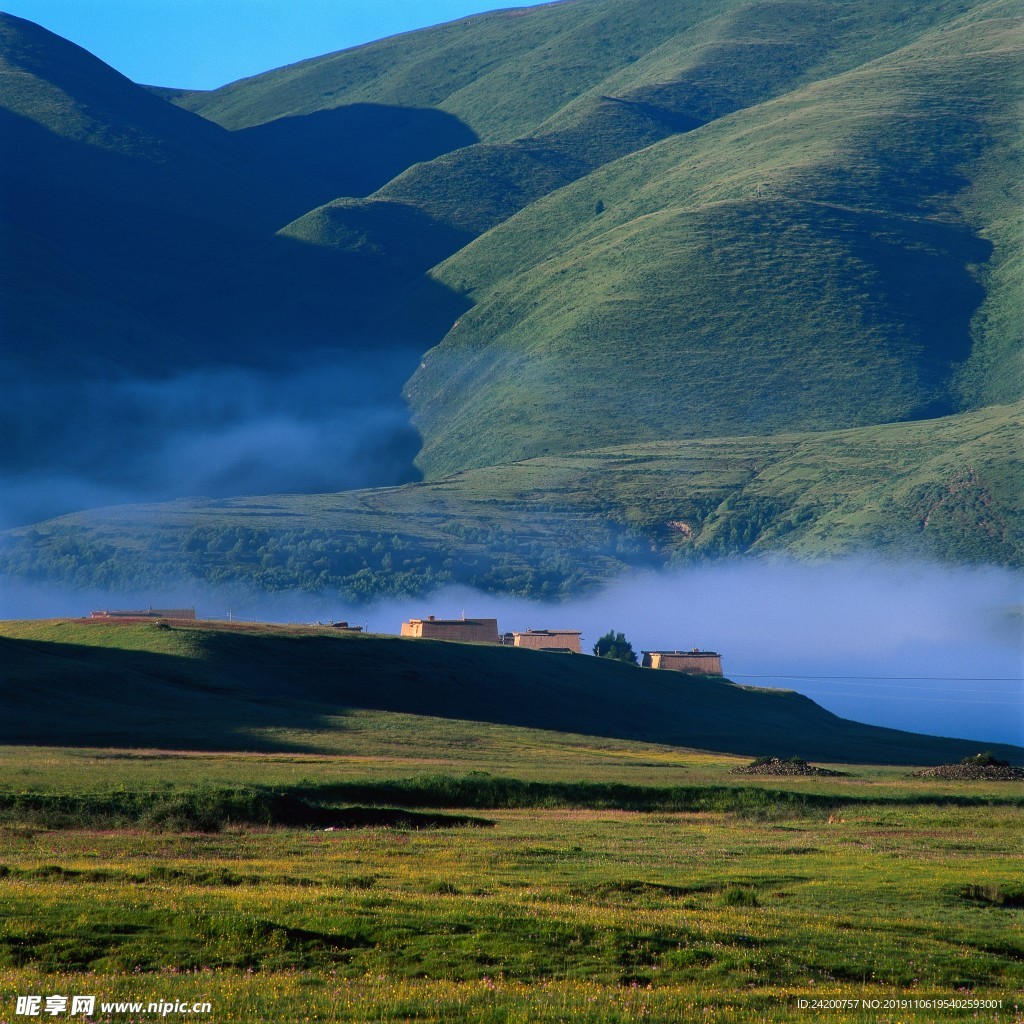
[
  {"x1": 1, "y1": 621, "x2": 1020, "y2": 765},
  {"x1": 237, "y1": 103, "x2": 479, "y2": 205}
]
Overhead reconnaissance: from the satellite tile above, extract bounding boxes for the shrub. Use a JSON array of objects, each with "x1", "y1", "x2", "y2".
[{"x1": 961, "y1": 751, "x2": 1009, "y2": 767}]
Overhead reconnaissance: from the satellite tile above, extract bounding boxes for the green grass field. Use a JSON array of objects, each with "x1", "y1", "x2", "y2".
[
  {"x1": 3, "y1": 619, "x2": 1020, "y2": 764},
  {"x1": 1, "y1": 621, "x2": 1021, "y2": 1021},
  {"x1": 0, "y1": 746, "x2": 1021, "y2": 1021}
]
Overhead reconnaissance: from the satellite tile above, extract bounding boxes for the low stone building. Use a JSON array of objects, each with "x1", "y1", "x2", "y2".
[
  {"x1": 512, "y1": 629, "x2": 582, "y2": 653},
  {"x1": 641, "y1": 649, "x2": 723, "y2": 675},
  {"x1": 400, "y1": 615, "x2": 499, "y2": 643}
]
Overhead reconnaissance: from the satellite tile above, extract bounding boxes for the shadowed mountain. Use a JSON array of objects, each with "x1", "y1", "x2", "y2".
[
  {"x1": 0, "y1": 15, "x2": 307, "y2": 365},
  {"x1": 235, "y1": 103, "x2": 478, "y2": 205},
  {"x1": 0, "y1": 13, "x2": 468, "y2": 372},
  {"x1": 0, "y1": 13, "x2": 474, "y2": 524},
  {"x1": 2, "y1": 620, "x2": 1020, "y2": 764}
]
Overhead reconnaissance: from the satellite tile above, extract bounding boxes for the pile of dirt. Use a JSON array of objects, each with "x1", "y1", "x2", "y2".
[
  {"x1": 730, "y1": 758, "x2": 847, "y2": 777},
  {"x1": 910, "y1": 764, "x2": 1024, "y2": 781}
]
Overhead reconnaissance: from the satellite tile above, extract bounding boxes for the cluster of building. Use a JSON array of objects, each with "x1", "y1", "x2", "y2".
[
  {"x1": 86, "y1": 606, "x2": 722, "y2": 677},
  {"x1": 399, "y1": 614, "x2": 723, "y2": 676},
  {"x1": 400, "y1": 616, "x2": 582, "y2": 653}
]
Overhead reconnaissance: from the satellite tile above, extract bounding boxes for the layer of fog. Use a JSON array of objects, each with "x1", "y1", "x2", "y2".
[
  {"x1": 377, "y1": 560, "x2": 1022, "y2": 746},
  {"x1": 3, "y1": 559, "x2": 1021, "y2": 747},
  {"x1": 0, "y1": 358, "x2": 422, "y2": 529}
]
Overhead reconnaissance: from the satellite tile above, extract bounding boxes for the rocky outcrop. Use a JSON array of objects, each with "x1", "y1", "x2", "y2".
[
  {"x1": 910, "y1": 764, "x2": 1024, "y2": 781},
  {"x1": 730, "y1": 758, "x2": 847, "y2": 777}
]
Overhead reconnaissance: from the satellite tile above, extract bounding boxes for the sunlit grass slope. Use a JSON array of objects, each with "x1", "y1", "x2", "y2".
[
  {"x1": 273, "y1": 0, "x2": 994, "y2": 265},
  {"x1": 410, "y1": 4, "x2": 1023, "y2": 474},
  {"x1": 3, "y1": 402, "x2": 1019, "y2": 599},
  {"x1": 3, "y1": 619, "x2": 1020, "y2": 764}
]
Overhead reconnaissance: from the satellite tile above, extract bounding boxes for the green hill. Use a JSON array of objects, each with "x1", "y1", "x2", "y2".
[
  {"x1": 408, "y1": 3, "x2": 1023, "y2": 474},
  {"x1": 2, "y1": 0, "x2": 1020, "y2": 567},
  {"x1": 0, "y1": 11, "x2": 468, "y2": 373},
  {"x1": 0, "y1": 13, "x2": 303, "y2": 370},
  {"x1": 3, "y1": 402, "x2": 1019, "y2": 599},
  {"x1": 2, "y1": 618, "x2": 1018, "y2": 764},
  {"x1": 269, "y1": 0, "x2": 1001, "y2": 273},
  {"x1": 0, "y1": 12, "x2": 469, "y2": 521}
]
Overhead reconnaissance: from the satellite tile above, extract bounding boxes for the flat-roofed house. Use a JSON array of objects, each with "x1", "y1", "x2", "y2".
[
  {"x1": 400, "y1": 615, "x2": 499, "y2": 643},
  {"x1": 512, "y1": 629, "x2": 582, "y2": 653},
  {"x1": 641, "y1": 649, "x2": 723, "y2": 676}
]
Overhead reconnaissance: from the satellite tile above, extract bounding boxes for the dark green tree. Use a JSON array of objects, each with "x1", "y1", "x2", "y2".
[{"x1": 592, "y1": 630, "x2": 637, "y2": 664}]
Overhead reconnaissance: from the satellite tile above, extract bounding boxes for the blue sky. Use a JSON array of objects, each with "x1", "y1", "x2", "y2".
[{"x1": 3, "y1": 0, "x2": 555, "y2": 89}]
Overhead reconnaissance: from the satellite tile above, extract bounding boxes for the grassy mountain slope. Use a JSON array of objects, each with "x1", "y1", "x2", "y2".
[
  {"x1": 408, "y1": 4, "x2": 1023, "y2": 475},
  {"x1": 3, "y1": 402, "x2": 1019, "y2": 599},
  {"x1": 235, "y1": 103, "x2": 479, "y2": 201},
  {"x1": 173, "y1": 0, "x2": 688, "y2": 138},
  {"x1": 4, "y1": 2, "x2": 1020, "y2": 565},
  {"x1": 0, "y1": 13, "x2": 305, "y2": 369},
  {"x1": 3, "y1": 619, "x2": 1018, "y2": 764},
  {"x1": 276, "y1": 0, "x2": 990, "y2": 267}
]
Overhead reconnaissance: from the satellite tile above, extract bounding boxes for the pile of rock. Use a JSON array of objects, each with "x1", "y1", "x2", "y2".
[
  {"x1": 910, "y1": 763, "x2": 1024, "y2": 781},
  {"x1": 730, "y1": 757, "x2": 847, "y2": 777}
]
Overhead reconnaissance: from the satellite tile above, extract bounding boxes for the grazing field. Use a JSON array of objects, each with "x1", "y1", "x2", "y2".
[
  {"x1": 0, "y1": 621, "x2": 1021, "y2": 1020},
  {"x1": 0, "y1": 744, "x2": 1022, "y2": 1022}
]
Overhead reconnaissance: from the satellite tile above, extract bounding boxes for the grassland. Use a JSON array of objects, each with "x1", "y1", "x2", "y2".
[
  {"x1": 0, "y1": 742, "x2": 1021, "y2": 1021},
  {"x1": 410, "y1": 2, "x2": 1024, "y2": 474},
  {"x1": 8, "y1": 618, "x2": 1021, "y2": 765},
  {"x1": 1, "y1": 620, "x2": 1020, "y2": 1020},
  {"x1": 4, "y1": 0, "x2": 1021, "y2": 574}
]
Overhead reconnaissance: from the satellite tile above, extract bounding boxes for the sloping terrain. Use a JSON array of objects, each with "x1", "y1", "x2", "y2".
[
  {"x1": 2, "y1": 619, "x2": 1018, "y2": 764},
  {"x1": 2, "y1": 0, "x2": 1020, "y2": 571},
  {"x1": 3, "y1": 402, "x2": 1018, "y2": 599},
  {"x1": 184, "y1": 0, "x2": 990, "y2": 243},
  {"x1": 0, "y1": 13, "x2": 310, "y2": 370},
  {"x1": 269, "y1": 0, "x2": 999, "y2": 271},
  {"x1": 0, "y1": 10, "x2": 481, "y2": 374},
  {"x1": 408, "y1": 4, "x2": 1023, "y2": 474},
  {"x1": 0, "y1": 13, "x2": 467, "y2": 523}
]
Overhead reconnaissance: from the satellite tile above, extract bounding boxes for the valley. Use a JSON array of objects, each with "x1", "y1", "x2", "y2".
[
  {"x1": 0, "y1": 0, "x2": 1020, "y2": 568},
  {"x1": 2, "y1": 3, "x2": 1022, "y2": 1019}
]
